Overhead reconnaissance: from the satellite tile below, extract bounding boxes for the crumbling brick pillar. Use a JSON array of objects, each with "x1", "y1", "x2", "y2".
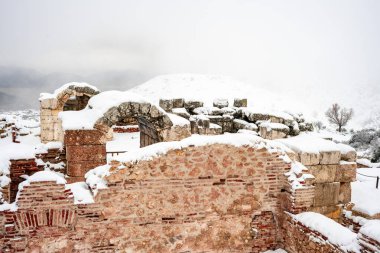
[
  {"x1": 9, "y1": 159, "x2": 40, "y2": 202},
  {"x1": 65, "y1": 130, "x2": 106, "y2": 183}
]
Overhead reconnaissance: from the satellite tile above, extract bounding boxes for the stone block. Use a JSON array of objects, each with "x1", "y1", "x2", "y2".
[
  {"x1": 313, "y1": 182, "x2": 340, "y2": 207},
  {"x1": 335, "y1": 162, "x2": 356, "y2": 182},
  {"x1": 64, "y1": 130, "x2": 107, "y2": 145},
  {"x1": 233, "y1": 98, "x2": 247, "y2": 107},
  {"x1": 341, "y1": 151, "x2": 357, "y2": 162},
  {"x1": 213, "y1": 98, "x2": 229, "y2": 108},
  {"x1": 184, "y1": 100, "x2": 204, "y2": 111},
  {"x1": 172, "y1": 98, "x2": 185, "y2": 108},
  {"x1": 298, "y1": 152, "x2": 320, "y2": 166},
  {"x1": 319, "y1": 151, "x2": 341, "y2": 165},
  {"x1": 306, "y1": 165, "x2": 337, "y2": 183},
  {"x1": 40, "y1": 98, "x2": 58, "y2": 109},
  {"x1": 259, "y1": 126, "x2": 287, "y2": 140},
  {"x1": 307, "y1": 205, "x2": 341, "y2": 220},
  {"x1": 338, "y1": 182, "x2": 351, "y2": 204},
  {"x1": 159, "y1": 99, "x2": 173, "y2": 112},
  {"x1": 66, "y1": 145, "x2": 106, "y2": 161}
]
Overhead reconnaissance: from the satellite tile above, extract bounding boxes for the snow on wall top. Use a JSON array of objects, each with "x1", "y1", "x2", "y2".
[
  {"x1": 278, "y1": 134, "x2": 340, "y2": 154},
  {"x1": 59, "y1": 90, "x2": 166, "y2": 130},
  {"x1": 292, "y1": 212, "x2": 361, "y2": 252},
  {"x1": 39, "y1": 82, "x2": 99, "y2": 101},
  {"x1": 167, "y1": 113, "x2": 190, "y2": 126},
  {"x1": 85, "y1": 133, "x2": 299, "y2": 195}
]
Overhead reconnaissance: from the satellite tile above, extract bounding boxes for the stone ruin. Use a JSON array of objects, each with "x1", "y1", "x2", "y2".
[{"x1": 0, "y1": 82, "x2": 379, "y2": 252}]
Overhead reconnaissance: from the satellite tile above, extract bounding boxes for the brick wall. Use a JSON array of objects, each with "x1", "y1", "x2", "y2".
[
  {"x1": 65, "y1": 130, "x2": 107, "y2": 183},
  {"x1": 1, "y1": 143, "x2": 295, "y2": 252}
]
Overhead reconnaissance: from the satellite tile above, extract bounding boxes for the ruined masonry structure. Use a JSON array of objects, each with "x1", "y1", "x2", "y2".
[{"x1": 1, "y1": 82, "x2": 379, "y2": 252}]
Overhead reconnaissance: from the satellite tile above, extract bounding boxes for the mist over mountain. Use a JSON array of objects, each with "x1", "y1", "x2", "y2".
[{"x1": 0, "y1": 66, "x2": 150, "y2": 110}]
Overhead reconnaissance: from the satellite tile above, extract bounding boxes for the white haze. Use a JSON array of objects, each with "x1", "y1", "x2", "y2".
[{"x1": 0, "y1": 0, "x2": 379, "y2": 128}]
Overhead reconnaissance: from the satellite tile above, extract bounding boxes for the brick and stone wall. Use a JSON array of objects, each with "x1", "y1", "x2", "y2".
[{"x1": 1, "y1": 143, "x2": 295, "y2": 252}]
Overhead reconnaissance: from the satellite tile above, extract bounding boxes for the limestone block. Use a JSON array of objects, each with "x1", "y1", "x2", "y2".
[
  {"x1": 184, "y1": 100, "x2": 204, "y2": 111},
  {"x1": 313, "y1": 182, "x2": 340, "y2": 207},
  {"x1": 159, "y1": 99, "x2": 173, "y2": 112},
  {"x1": 307, "y1": 205, "x2": 341, "y2": 220},
  {"x1": 306, "y1": 165, "x2": 337, "y2": 183},
  {"x1": 233, "y1": 98, "x2": 247, "y2": 107},
  {"x1": 341, "y1": 151, "x2": 357, "y2": 162},
  {"x1": 259, "y1": 126, "x2": 287, "y2": 140},
  {"x1": 161, "y1": 125, "x2": 191, "y2": 142},
  {"x1": 319, "y1": 151, "x2": 341, "y2": 165},
  {"x1": 40, "y1": 98, "x2": 58, "y2": 109},
  {"x1": 213, "y1": 98, "x2": 229, "y2": 108},
  {"x1": 338, "y1": 182, "x2": 351, "y2": 204},
  {"x1": 40, "y1": 109, "x2": 53, "y2": 116},
  {"x1": 172, "y1": 98, "x2": 185, "y2": 108},
  {"x1": 335, "y1": 162, "x2": 356, "y2": 182},
  {"x1": 298, "y1": 152, "x2": 320, "y2": 166}
]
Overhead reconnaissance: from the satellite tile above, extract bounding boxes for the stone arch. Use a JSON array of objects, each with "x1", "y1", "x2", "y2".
[
  {"x1": 40, "y1": 83, "x2": 99, "y2": 143},
  {"x1": 93, "y1": 101, "x2": 173, "y2": 146}
]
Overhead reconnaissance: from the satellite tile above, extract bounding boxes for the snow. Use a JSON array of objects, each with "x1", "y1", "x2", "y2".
[
  {"x1": 115, "y1": 133, "x2": 266, "y2": 164},
  {"x1": 65, "y1": 182, "x2": 94, "y2": 204},
  {"x1": 284, "y1": 161, "x2": 314, "y2": 190},
  {"x1": 351, "y1": 167, "x2": 380, "y2": 216},
  {"x1": 172, "y1": 108, "x2": 188, "y2": 114},
  {"x1": 336, "y1": 143, "x2": 356, "y2": 155},
  {"x1": 85, "y1": 164, "x2": 110, "y2": 195},
  {"x1": 129, "y1": 74, "x2": 308, "y2": 117},
  {"x1": 35, "y1": 141, "x2": 63, "y2": 154},
  {"x1": 20, "y1": 171, "x2": 66, "y2": 186},
  {"x1": 39, "y1": 82, "x2": 99, "y2": 100},
  {"x1": 360, "y1": 220, "x2": 380, "y2": 243},
  {"x1": 278, "y1": 134, "x2": 340, "y2": 154},
  {"x1": 356, "y1": 158, "x2": 379, "y2": 168},
  {"x1": 193, "y1": 107, "x2": 221, "y2": 115},
  {"x1": 167, "y1": 113, "x2": 190, "y2": 126},
  {"x1": 59, "y1": 90, "x2": 166, "y2": 130},
  {"x1": 293, "y1": 212, "x2": 360, "y2": 252},
  {"x1": 106, "y1": 132, "x2": 140, "y2": 161},
  {"x1": 0, "y1": 202, "x2": 18, "y2": 212},
  {"x1": 260, "y1": 121, "x2": 289, "y2": 131}
]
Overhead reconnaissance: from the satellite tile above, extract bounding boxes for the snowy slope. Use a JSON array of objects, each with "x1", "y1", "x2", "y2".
[
  {"x1": 129, "y1": 74, "x2": 379, "y2": 129},
  {"x1": 130, "y1": 74, "x2": 310, "y2": 118}
]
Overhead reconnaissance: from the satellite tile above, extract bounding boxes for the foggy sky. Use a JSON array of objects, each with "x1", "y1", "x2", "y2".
[{"x1": 0, "y1": 0, "x2": 380, "y2": 115}]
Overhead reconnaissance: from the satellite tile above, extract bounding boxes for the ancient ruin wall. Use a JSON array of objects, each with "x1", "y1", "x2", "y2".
[{"x1": 1, "y1": 143, "x2": 292, "y2": 252}]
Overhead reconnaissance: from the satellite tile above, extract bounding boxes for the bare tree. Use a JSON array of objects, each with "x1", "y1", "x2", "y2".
[{"x1": 325, "y1": 103, "x2": 353, "y2": 132}]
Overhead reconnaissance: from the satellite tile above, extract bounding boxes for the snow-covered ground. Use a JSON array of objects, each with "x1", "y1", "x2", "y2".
[
  {"x1": 106, "y1": 132, "x2": 140, "y2": 162},
  {"x1": 352, "y1": 167, "x2": 380, "y2": 216}
]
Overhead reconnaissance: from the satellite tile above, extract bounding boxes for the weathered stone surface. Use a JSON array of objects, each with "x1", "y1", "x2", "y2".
[
  {"x1": 233, "y1": 119, "x2": 258, "y2": 132},
  {"x1": 313, "y1": 182, "x2": 340, "y2": 207},
  {"x1": 341, "y1": 150, "x2": 357, "y2": 162},
  {"x1": 319, "y1": 150, "x2": 341, "y2": 165},
  {"x1": 184, "y1": 100, "x2": 204, "y2": 111},
  {"x1": 233, "y1": 98, "x2": 247, "y2": 107},
  {"x1": 213, "y1": 98, "x2": 229, "y2": 108},
  {"x1": 306, "y1": 165, "x2": 337, "y2": 183},
  {"x1": 171, "y1": 108, "x2": 190, "y2": 119},
  {"x1": 335, "y1": 162, "x2": 357, "y2": 182},
  {"x1": 172, "y1": 98, "x2": 185, "y2": 108},
  {"x1": 339, "y1": 182, "x2": 351, "y2": 204},
  {"x1": 259, "y1": 126, "x2": 288, "y2": 140},
  {"x1": 159, "y1": 99, "x2": 173, "y2": 112},
  {"x1": 298, "y1": 152, "x2": 320, "y2": 166},
  {"x1": 307, "y1": 205, "x2": 341, "y2": 219}
]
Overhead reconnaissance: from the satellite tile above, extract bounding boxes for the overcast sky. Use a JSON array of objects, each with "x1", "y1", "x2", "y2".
[{"x1": 0, "y1": 0, "x2": 380, "y2": 117}]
